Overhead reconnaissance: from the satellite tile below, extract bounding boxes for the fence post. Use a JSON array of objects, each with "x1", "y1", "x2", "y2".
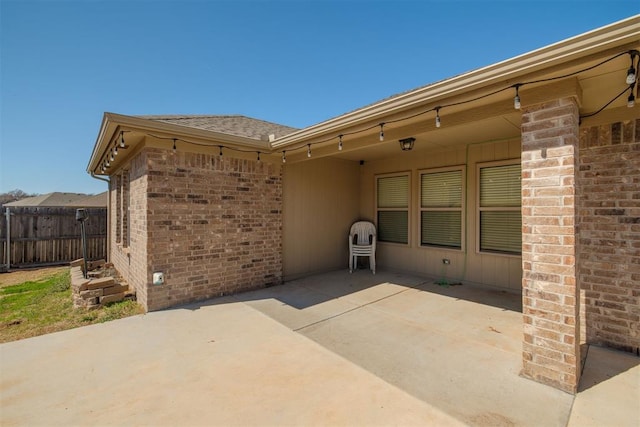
[{"x1": 76, "y1": 209, "x2": 89, "y2": 279}]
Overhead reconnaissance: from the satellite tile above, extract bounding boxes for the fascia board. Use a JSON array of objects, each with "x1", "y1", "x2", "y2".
[
  {"x1": 271, "y1": 15, "x2": 640, "y2": 149},
  {"x1": 87, "y1": 113, "x2": 115, "y2": 173},
  {"x1": 87, "y1": 112, "x2": 269, "y2": 172}
]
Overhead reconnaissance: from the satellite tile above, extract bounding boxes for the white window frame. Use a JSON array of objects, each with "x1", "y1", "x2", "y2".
[
  {"x1": 375, "y1": 172, "x2": 411, "y2": 246},
  {"x1": 476, "y1": 159, "x2": 522, "y2": 257},
  {"x1": 419, "y1": 165, "x2": 465, "y2": 251}
]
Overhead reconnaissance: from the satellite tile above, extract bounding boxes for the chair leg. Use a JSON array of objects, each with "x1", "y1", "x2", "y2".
[
  {"x1": 349, "y1": 254, "x2": 353, "y2": 273},
  {"x1": 371, "y1": 254, "x2": 376, "y2": 274}
]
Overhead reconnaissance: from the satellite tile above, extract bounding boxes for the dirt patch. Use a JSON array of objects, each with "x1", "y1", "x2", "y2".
[{"x1": 0, "y1": 266, "x2": 69, "y2": 288}]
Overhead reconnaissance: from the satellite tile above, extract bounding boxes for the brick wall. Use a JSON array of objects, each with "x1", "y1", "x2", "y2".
[
  {"x1": 578, "y1": 119, "x2": 640, "y2": 354},
  {"x1": 110, "y1": 153, "x2": 149, "y2": 308},
  {"x1": 143, "y1": 147, "x2": 282, "y2": 311},
  {"x1": 521, "y1": 97, "x2": 581, "y2": 393}
]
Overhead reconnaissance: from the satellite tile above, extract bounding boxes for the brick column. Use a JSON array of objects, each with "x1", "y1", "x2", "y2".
[{"x1": 521, "y1": 97, "x2": 581, "y2": 393}]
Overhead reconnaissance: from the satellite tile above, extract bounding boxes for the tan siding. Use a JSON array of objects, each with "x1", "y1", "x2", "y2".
[
  {"x1": 283, "y1": 157, "x2": 360, "y2": 280},
  {"x1": 359, "y1": 139, "x2": 522, "y2": 290}
]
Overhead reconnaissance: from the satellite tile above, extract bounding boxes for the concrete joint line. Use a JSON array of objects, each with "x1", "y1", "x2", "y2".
[{"x1": 293, "y1": 285, "x2": 418, "y2": 332}]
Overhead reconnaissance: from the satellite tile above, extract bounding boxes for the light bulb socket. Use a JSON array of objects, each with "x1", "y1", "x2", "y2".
[
  {"x1": 338, "y1": 135, "x2": 343, "y2": 151},
  {"x1": 628, "y1": 92, "x2": 636, "y2": 108},
  {"x1": 307, "y1": 144, "x2": 312, "y2": 158},
  {"x1": 514, "y1": 84, "x2": 522, "y2": 110},
  {"x1": 282, "y1": 152, "x2": 286, "y2": 163},
  {"x1": 435, "y1": 108, "x2": 441, "y2": 128},
  {"x1": 626, "y1": 66, "x2": 637, "y2": 85},
  {"x1": 120, "y1": 132, "x2": 125, "y2": 148},
  {"x1": 626, "y1": 51, "x2": 638, "y2": 85}
]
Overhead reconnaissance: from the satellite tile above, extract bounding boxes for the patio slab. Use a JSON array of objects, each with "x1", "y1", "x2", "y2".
[
  {"x1": 0, "y1": 296, "x2": 461, "y2": 426},
  {"x1": 239, "y1": 270, "x2": 425, "y2": 331},
  {"x1": 568, "y1": 346, "x2": 640, "y2": 427},
  {"x1": 1, "y1": 269, "x2": 638, "y2": 426},
  {"x1": 244, "y1": 271, "x2": 572, "y2": 426}
]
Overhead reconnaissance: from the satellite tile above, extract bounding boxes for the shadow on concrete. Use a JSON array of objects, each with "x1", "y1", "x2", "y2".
[
  {"x1": 163, "y1": 269, "x2": 588, "y2": 426},
  {"x1": 578, "y1": 344, "x2": 640, "y2": 392},
  {"x1": 225, "y1": 269, "x2": 523, "y2": 313},
  {"x1": 415, "y1": 280, "x2": 522, "y2": 312}
]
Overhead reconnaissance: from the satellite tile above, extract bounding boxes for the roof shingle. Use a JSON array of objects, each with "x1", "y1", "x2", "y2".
[
  {"x1": 138, "y1": 115, "x2": 298, "y2": 141},
  {"x1": 4, "y1": 192, "x2": 107, "y2": 208}
]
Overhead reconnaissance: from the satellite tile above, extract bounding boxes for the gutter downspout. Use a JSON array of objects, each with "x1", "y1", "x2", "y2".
[
  {"x1": 91, "y1": 172, "x2": 111, "y2": 263},
  {"x1": 4, "y1": 207, "x2": 10, "y2": 271}
]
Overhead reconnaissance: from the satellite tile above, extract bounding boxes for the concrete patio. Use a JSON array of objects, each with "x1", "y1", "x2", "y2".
[{"x1": 1, "y1": 270, "x2": 638, "y2": 426}]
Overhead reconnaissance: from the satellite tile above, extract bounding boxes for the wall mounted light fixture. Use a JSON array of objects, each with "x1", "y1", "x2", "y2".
[{"x1": 399, "y1": 137, "x2": 415, "y2": 151}]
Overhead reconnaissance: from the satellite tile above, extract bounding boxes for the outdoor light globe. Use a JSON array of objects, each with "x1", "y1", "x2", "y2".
[{"x1": 626, "y1": 68, "x2": 637, "y2": 85}]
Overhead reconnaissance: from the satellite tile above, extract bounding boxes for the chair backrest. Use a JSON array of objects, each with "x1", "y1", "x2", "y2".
[{"x1": 350, "y1": 221, "x2": 376, "y2": 245}]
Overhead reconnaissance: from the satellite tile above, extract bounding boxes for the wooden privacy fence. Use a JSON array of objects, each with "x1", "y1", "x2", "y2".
[{"x1": 1, "y1": 207, "x2": 107, "y2": 268}]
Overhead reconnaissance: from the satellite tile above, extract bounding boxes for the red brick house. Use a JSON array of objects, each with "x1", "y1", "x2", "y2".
[{"x1": 88, "y1": 16, "x2": 639, "y2": 393}]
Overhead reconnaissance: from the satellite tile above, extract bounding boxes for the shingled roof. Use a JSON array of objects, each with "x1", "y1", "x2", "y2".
[
  {"x1": 138, "y1": 115, "x2": 298, "y2": 141},
  {"x1": 4, "y1": 192, "x2": 101, "y2": 207}
]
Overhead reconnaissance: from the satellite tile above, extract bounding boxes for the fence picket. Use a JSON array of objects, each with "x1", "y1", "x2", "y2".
[{"x1": 0, "y1": 207, "x2": 107, "y2": 267}]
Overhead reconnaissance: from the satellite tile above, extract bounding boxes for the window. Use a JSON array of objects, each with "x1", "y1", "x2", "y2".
[
  {"x1": 122, "y1": 170, "x2": 130, "y2": 248},
  {"x1": 376, "y1": 173, "x2": 409, "y2": 244},
  {"x1": 114, "y1": 175, "x2": 122, "y2": 244},
  {"x1": 114, "y1": 170, "x2": 130, "y2": 248},
  {"x1": 478, "y1": 162, "x2": 521, "y2": 255},
  {"x1": 420, "y1": 167, "x2": 464, "y2": 249}
]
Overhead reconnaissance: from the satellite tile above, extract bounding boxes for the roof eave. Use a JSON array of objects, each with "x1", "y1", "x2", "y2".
[
  {"x1": 271, "y1": 15, "x2": 640, "y2": 149},
  {"x1": 87, "y1": 113, "x2": 271, "y2": 173}
]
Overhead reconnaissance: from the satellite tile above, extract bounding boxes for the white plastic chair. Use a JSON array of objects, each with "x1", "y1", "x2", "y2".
[{"x1": 349, "y1": 221, "x2": 376, "y2": 274}]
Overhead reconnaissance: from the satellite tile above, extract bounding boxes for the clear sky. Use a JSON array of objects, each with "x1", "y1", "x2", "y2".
[{"x1": 1, "y1": 1, "x2": 638, "y2": 195}]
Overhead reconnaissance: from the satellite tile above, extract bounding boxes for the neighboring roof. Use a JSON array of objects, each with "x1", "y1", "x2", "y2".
[
  {"x1": 137, "y1": 115, "x2": 298, "y2": 141},
  {"x1": 65, "y1": 192, "x2": 108, "y2": 208},
  {"x1": 4, "y1": 192, "x2": 107, "y2": 208}
]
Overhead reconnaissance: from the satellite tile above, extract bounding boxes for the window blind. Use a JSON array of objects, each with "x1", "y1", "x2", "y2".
[
  {"x1": 420, "y1": 169, "x2": 462, "y2": 248},
  {"x1": 378, "y1": 211, "x2": 409, "y2": 244},
  {"x1": 421, "y1": 170, "x2": 462, "y2": 208},
  {"x1": 480, "y1": 164, "x2": 521, "y2": 208},
  {"x1": 377, "y1": 175, "x2": 409, "y2": 244},
  {"x1": 480, "y1": 211, "x2": 522, "y2": 254},
  {"x1": 421, "y1": 211, "x2": 462, "y2": 248},
  {"x1": 479, "y1": 163, "x2": 521, "y2": 255},
  {"x1": 377, "y1": 175, "x2": 409, "y2": 208}
]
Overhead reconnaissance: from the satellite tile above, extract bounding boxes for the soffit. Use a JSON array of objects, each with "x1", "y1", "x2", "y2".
[
  {"x1": 273, "y1": 16, "x2": 639, "y2": 162},
  {"x1": 278, "y1": 40, "x2": 638, "y2": 164}
]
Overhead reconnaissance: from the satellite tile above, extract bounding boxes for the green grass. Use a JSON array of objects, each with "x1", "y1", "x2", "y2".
[{"x1": 0, "y1": 270, "x2": 144, "y2": 343}]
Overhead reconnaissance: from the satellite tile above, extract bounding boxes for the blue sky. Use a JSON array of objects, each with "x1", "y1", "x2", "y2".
[{"x1": 1, "y1": 1, "x2": 637, "y2": 195}]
